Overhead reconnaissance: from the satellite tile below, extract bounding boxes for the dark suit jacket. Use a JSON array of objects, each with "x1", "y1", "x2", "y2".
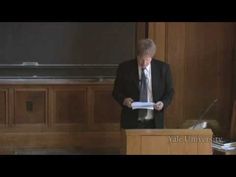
[{"x1": 112, "y1": 59, "x2": 174, "y2": 129}]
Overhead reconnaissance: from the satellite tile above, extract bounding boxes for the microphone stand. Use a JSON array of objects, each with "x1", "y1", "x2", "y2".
[{"x1": 192, "y1": 99, "x2": 218, "y2": 129}]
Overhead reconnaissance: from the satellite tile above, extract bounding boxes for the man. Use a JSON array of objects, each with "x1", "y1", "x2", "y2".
[{"x1": 112, "y1": 39, "x2": 174, "y2": 129}]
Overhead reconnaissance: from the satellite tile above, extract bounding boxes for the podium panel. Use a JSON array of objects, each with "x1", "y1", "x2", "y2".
[{"x1": 121, "y1": 129, "x2": 213, "y2": 155}]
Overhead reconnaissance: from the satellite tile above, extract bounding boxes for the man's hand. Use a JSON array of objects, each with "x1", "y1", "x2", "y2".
[
  {"x1": 123, "y1": 98, "x2": 134, "y2": 108},
  {"x1": 154, "y1": 101, "x2": 164, "y2": 111}
]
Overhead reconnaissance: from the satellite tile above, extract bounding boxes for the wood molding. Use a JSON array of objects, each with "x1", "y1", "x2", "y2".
[
  {"x1": 0, "y1": 131, "x2": 121, "y2": 153},
  {"x1": 0, "y1": 89, "x2": 8, "y2": 126}
]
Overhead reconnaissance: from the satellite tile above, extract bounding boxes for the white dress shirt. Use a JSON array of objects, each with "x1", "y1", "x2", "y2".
[{"x1": 138, "y1": 64, "x2": 154, "y2": 120}]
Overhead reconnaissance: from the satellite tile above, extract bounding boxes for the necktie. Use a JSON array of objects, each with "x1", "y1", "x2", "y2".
[{"x1": 139, "y1": 68, "x2": 148, "y2": 119}]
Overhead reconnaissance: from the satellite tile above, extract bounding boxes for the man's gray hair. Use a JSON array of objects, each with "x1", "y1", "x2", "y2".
[{"x1": 136, "y1": 38, "x2": 156, "y2": 57}]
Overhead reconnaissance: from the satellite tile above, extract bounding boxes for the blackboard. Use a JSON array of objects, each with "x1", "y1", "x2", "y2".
[{"x1": 0, "y1": 22, "x2": 136, "y2": 65}]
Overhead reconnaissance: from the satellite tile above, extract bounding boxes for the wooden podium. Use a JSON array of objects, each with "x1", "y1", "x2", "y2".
[{"x1": 121, "y1": 129, "x2": 213, "y2": 155}]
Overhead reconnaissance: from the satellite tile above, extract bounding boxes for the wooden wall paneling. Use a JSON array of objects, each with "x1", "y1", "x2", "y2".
[
  {"x1": 148, "y1": 22, "x2": 167, "y2": 61},
  {"x1": 136, "y1": 22, "x2": 147, "y2": 41},
  {"x1": 182, "y1": 23, "x2": 235, "y2": 136},
  {"x1": 52, "y1": 86, "x2": 88, "y2": 130},
  {"x1": 0, "y1": 131, "x2": 121, "y2": 152},
  {"x1": 93, "y1": 86, "x2": 120, "y2": 123},
  {"x1": 217, "y1": 23, "x2": 235, "y2": 136},
  {"x1": 0, "y1": 83, "x2": 122, "y2": 152},
  {"x1": 234, "y1": 49, "x2": 236, "y2": 101},
  {"x1": 149, "y1": 22, "x2": 236, "y2": 136},
  {"x1": 234, "y1": 31, "x2": 236, "y2": 101},
  {"x1": 165, "y1": 23, "x2": 186, "y2": 128},
  {"x1": 184, "y1": 23, "x2": 219, "y2": 123},
  {"x1": 14, "y1": 88, "x2": 48, "y2": 126},
  {"x1": 89, "y1": 85, "x2": 121, "y2": 131}
]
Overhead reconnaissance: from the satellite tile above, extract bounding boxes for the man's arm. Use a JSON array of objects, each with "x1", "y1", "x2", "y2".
[
  {"x1": 112, "y1": 64, "x2": 126, "y2": 106},
  {"x1": 161, "y1": 64, "x2": 174, "y2": 108}
]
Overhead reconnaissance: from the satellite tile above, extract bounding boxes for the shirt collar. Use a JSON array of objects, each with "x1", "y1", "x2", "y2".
[
  {"x1": 139, "y1": 63, "x2": 151, "y2": 72},
  {"x1": 145, "y1": 64, "x2": 151, "y2": 72}
]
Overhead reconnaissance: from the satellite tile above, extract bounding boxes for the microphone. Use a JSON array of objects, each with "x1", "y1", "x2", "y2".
[{"x1": 191, "y1": 99, "x2": 218, "y2": 129}]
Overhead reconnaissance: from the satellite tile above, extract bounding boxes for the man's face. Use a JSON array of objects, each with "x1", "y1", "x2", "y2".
[{"x1": 137, "y1": 55, "x2": 152, "y2": 69}]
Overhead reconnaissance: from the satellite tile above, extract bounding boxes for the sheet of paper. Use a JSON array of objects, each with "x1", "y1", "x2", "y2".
[
  {"x1": 222, "y1": 146, "x2": 236, "y2": 150},
  {"x1": 131, "y1": 102, "x2": 155, "y2": 110}
]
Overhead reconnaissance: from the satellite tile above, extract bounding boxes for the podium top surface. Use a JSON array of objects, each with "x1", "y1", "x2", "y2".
[{"x1": 122, "y1": 129, "x2": 213, "y2": 136}]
